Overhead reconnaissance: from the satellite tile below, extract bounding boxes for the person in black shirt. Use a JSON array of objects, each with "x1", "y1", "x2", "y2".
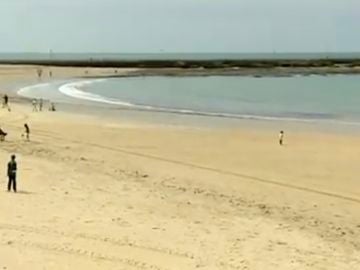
[
  {"x1": 7, "y1": 155, "x2": 17, "y2": 192},
  {"x1": 3, "y1": 94, "x2": 10, "y2": 112},
  {"x1": 3, "y1": 94, "x2": 8, "y2": 107}
]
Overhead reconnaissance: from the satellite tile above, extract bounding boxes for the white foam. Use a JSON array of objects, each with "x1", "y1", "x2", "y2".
[
  {"x1": 18, "y1": 82, "x2": 52, "y2": 98},
  {"x1": 57, "y1": 79, "x2": 360, "y2": 125},
  {"x1": 58, "y1": 79, "x2": 135, "y2": 107},
  {"x1": 18, "y1": 79, "x2": 360, "y2": 127}
]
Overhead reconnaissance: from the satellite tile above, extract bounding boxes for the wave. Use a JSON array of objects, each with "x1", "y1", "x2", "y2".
[
  {"x1": 57, "y1": 79, "x2": 337, "y2": 124},
  {"x1": 18, "y1": 82, "x2": 52, "y2": 98},
  {"x1": 58, "y1": 79, "x2": 135, "y2": 107}
]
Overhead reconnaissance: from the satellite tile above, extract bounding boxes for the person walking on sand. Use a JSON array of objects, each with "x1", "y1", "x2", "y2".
[
  {"x1": 23, "y1": 123, "x2": 30, "y2": 141},
  {"x1": 49, "y1": 102, "x2": 56, "y2": 112},
  {"x1": 2, "y1": 94, "x2": 7, "y2": 107},
  {"x1": 37, "y1": 68, "x2": 43, "y2": 80},
  {"x1": 39, "y1": 99, "x2": 43, "y2": 111},
  {"x1": 7, "y1": 155, "x2": 17, "y2": 193},
  {"x1": 3, "y1": 94, "x2": 10, "y2": 112},
  {"x1": 279, "y1": 130, "x2": 284, "y2": 146},
  {"x1": 0, "y1": 127, "x2": 7, "y2": 142},
  {"x1": 32, "y1": 99, "x2": 38, "y2": 112}
]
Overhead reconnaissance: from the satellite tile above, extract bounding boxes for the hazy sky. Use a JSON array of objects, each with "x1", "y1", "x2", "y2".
[{"x1": 0, "y1": 0, "x2": 359, "y2": 53}]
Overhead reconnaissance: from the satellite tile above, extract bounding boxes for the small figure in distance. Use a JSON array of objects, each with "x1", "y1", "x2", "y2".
[
  {"x1": 49, "y1": 102, "x2": 56, "y2": 112},
  {"x1": 0, "y1": 126, "x2": 7, "y2": 142},
  {"x1": 279, "y1": 130, "x2": 284, "y2": 146},
  {"x1": 37, "y1": 68, "x2": 43, "y2": 80},
  {"x1": 7, "y1": 154, "x2": 17, "y2": 193},
  {"x1": 2, "y1": 94, "x2": 7, "y2": 107},
  {"x1": 23, "y1": 123, "x2": 30, "y2": 141},
  {"x1": 3, "y1": 94, "x2": 10, "y2": 112},
  {"x1": 32, "y1": 99, "x2": 38, "y2": 112},
  {"x1": 39, "y1": 99, "x2": 43, "y2": 112}
]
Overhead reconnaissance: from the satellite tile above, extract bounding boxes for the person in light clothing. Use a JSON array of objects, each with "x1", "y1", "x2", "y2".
[
  {"x1": 32, "y1": 99, "x2": 38, "y2": 112},
  {"x1": 279, "y1": 130, "x2": 284, "y2": 146}
]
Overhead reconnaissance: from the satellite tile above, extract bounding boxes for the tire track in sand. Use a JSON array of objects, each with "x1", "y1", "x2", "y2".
[
  {"x1": 29, "y1": 128, "x2": 360, "y2": 205},
  {"x1": 3, "y1": 108, "x2": 360, "y2": 205},
  {"x1": 0, "y1": 223, "x2": 194, "y2": 270}
]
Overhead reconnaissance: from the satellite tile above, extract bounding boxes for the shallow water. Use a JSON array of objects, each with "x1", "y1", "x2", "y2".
[{"x1": 18, "y1": 75, "x2": 360, "y2": 125}]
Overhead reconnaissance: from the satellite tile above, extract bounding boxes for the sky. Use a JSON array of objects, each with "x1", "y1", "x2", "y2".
[{"x1": 0, "y1": 0, "x2": 359, "y2": 53}]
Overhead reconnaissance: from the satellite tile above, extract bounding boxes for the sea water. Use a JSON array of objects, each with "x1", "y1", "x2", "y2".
[{"x1": 19, "y1": 75, "x2": 360, "y2": 125}]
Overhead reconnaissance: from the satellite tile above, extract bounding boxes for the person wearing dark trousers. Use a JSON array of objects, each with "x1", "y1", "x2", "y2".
[
  {"x1": 3, "y1": 94, "x2": 10, "y2": 112},
  {"x1": 279, "y1": 130, "x2": 284, "y2": 146},
  {"x1": 7, "y1": 155, "x2": 17, "y2": 192}
]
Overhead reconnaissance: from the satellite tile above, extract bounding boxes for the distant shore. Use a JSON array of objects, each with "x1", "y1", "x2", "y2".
[{"x1": 1, "y1": 58, "x2": 360, "y2": 77}]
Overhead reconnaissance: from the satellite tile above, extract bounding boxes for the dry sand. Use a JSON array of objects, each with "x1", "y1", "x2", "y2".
[{"x1": 0, "y1": 66, "x2": 359, "y2": 269}]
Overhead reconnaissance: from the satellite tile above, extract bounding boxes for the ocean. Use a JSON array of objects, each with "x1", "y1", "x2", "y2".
[{"x1": 18, "y1": 74, "x2": 360, "y2": 125}]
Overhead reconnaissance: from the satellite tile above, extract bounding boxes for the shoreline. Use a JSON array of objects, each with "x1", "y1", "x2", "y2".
[{"x1": 9, "y1": 70, "x2": 360, "y2": 135}]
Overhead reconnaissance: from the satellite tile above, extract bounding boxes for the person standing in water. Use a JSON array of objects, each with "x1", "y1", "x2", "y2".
[
  {"x1": 7, "y1": 155, "x2": 17, "y2": 193},
  {"x1": 279, "y1": 130, "x2": 284, "y2": 146}
]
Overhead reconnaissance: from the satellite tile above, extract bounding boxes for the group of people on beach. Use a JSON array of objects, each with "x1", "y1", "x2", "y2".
[
  {"x1": 1, "y1": 71, "x2": 59, "y2": 193},
  {"x1": 1, "y1": 95, "x2": 31, "y2": 193},
  {"x1": 36, "y1": 68, "x2": 53, "y2": 80},
  {"x1": 3, "y1": 94, "x2": 55, "y2": 113},
  {"x1": 1, "y1": 95, "x2": 34, "y2": 141},
  {"x1": 32, "y1": 98, "x2": 43, "y2": 112},
  {"x1": 32, "y1": 98, "x2": 56, "y2": 112},
  {"x1": 0, "y1": 123, "x2": 30, "y2": 142}
]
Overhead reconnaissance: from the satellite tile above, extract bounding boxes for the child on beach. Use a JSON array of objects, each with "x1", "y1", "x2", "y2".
[
  {"x1": 279, "y1": 130, "x2": 284, "y2": 146},
  {"x1": 23, "y1": 123, "x2": 30, "y2": 141},
  {"x1": 0, "y1": 127, "x2": 7, "y2": 141}
]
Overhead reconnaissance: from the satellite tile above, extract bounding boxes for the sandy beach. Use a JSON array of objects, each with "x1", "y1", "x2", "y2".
[{"x1": 0, "y1": 65, "x2": 359, "y2": 269}]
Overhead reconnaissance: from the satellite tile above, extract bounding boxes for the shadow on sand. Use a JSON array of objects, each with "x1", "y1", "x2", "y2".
[{"x1": 13, "y1": 190, "x2": 36, "y2": 195}]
